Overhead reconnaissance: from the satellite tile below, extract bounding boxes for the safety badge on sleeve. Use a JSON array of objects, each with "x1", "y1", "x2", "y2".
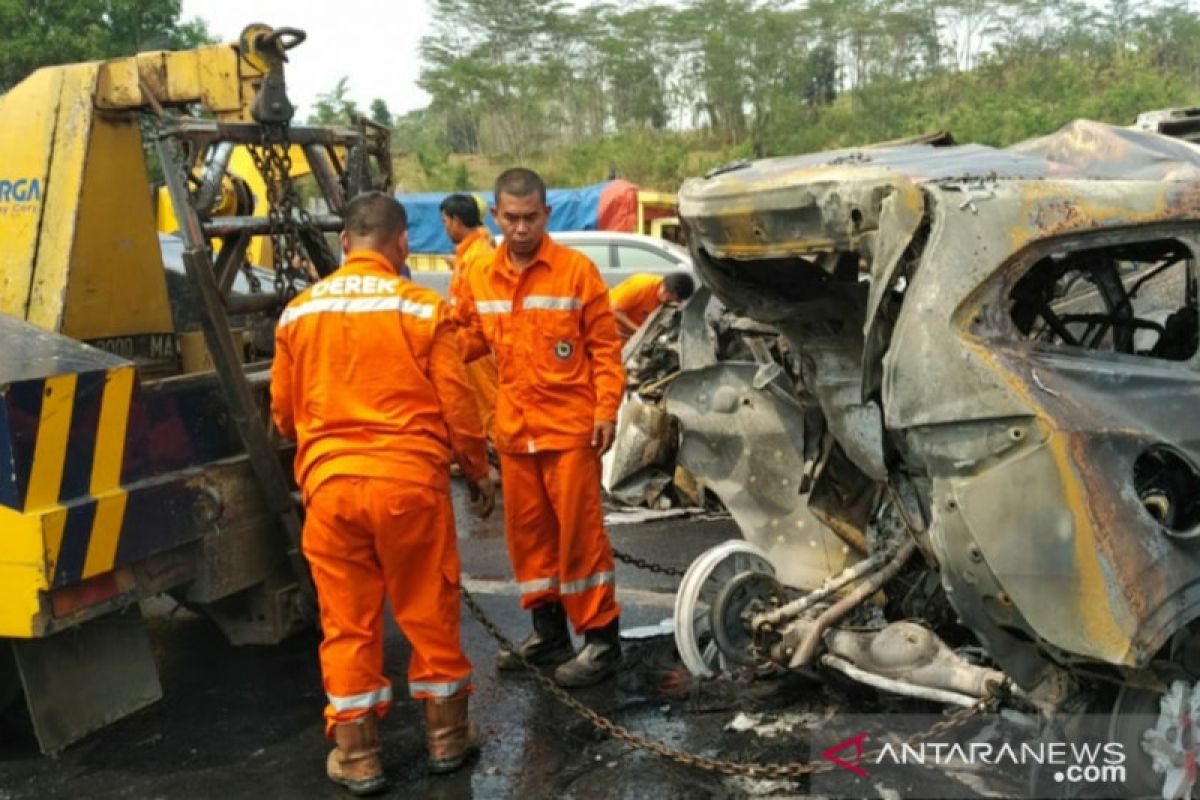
[{"x1": 554, "y1": 339, "x2": 574, "y2": 360}]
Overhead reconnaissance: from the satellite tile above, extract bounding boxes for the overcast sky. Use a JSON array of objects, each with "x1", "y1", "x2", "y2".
[{"x1": 180, "y1": 0, "x2": 433, "y2": 120}]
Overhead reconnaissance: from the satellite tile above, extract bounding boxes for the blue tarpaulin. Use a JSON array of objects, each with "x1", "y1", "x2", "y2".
[{"x1": 397, "y1": 182, "x2": 608, "y2": 253}]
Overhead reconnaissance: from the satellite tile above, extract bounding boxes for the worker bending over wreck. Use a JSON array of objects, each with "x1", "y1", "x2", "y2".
[
  {"x1": 458, "y1": 167, "x2": 627, "y2": 687},
  {"x1": 609, "y1": 272, "x2": 695, "y2": 341},
  {"x1": 270, "y1": 192, "x2": 495, "y2": 794},
  {"x1": 441, "y1": 193, "x2": 500, "y2": 450}
]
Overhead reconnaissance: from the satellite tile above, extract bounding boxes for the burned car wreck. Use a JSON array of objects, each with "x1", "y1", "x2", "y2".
[{"x1": 614, "y1": 119, "x2": 1200, "y2": 796}]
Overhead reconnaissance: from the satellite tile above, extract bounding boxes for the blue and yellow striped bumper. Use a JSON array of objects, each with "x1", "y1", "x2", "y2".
[{"x1": 1, "y1": 315, "x2": 251, "y2": 636}]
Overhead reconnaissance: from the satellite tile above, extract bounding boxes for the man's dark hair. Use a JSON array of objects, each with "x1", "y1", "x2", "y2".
[
  {"x1": 343, "y1": 191, "x2": 407, "y2": 239},
  {"x1": 664, "y1": 272, "x2": 696, "y2": 300},
  {"x1": 439, "y1": 193, "x2": 482, "y2": 228},
  {"x1": 494, "y1": 167, "x2": 547, "y2": 205}
]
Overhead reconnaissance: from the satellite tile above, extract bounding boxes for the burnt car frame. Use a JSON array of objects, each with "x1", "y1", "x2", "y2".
[{"x1": 637, "y1": 119, "x2": 1200, "y2": 795}]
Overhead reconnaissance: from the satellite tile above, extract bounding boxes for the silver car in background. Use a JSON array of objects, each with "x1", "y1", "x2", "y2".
[{"x1": 410, "y1": 231, "x2": 693, "y2": 297}]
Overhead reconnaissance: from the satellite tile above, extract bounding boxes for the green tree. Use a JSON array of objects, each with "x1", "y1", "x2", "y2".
[
  {"x1": 307, "y1": 77, "x2": 360, "y2": 125},
  {"x1": 0, "y1": 0, "x2": 215, "y2": 90},
  {"x1": 420, "y1": 0, "x2": 572, "y2": 156},
  {"x1": 369, "y1": 98, "x2": 393, "y2": 128},
  {"x1": 412, "y1": 0, "x2": 1200, "y2": 189}
]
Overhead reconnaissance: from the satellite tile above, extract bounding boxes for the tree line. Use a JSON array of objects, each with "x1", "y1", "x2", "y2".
[
  {"x1": 0, "y1": 0, "x2": 212, "y2": 90},
  {"x1": 9, "y1": 0, "x2": 1198, "y2": 192},
  {"x1": 398, "y1": 0, "x2": 1200, "y2": 188}
]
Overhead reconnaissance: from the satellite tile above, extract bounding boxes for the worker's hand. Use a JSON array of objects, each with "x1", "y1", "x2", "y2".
[
  {"x1": 592, "y1": 420, "x2": 616, "y2": 456},
  {"x1": 469, "y1": 475, "x2": 496, "y2": 519}
]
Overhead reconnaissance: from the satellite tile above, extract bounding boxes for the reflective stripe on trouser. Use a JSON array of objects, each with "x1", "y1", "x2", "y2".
[
  {"x1": 499, "y1": 448, "x2": 620, "y2": 633},
  {"x1": 303, "y1": 475, "x2": 473, "y2": 735}
]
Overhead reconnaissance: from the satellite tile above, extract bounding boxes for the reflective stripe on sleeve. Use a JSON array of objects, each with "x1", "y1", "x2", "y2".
[
  {"x1": 561, "y1": 570, "x2": 614, "y2": 596},
  {"x1": 327, "y1": 685, "x2": 393, "y2": 712},
  {"x1": 522, "y1": 295, "x2": 581, "y2": 311},
  {"x1": 408, "y1": 675, "x2": 471, "y2": 698}
]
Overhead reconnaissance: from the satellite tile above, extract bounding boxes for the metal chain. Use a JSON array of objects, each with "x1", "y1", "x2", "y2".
[
  {"x1": 244, "y1": 129, "x2": 289, "y2": 300},
  {"x1": 460, "y1": 586, "x2": 999, "y2": 779},
  {"x1": 854, "y1": 685, "x2": 1006, "y2": 766},
  {"x1": 245, "y1": 124, "x2": 332, "y2": 305},
  {"x1": 612, "y1": 548, "x2": 686, "y2": 578}
]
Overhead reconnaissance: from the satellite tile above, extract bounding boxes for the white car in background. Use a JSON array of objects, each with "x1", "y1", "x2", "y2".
[
  {"x1": 411, "y1": 231, "x2": 693, "y2": 297},
  {"x1": 546, "y1": 230, "x2": 691, "y2": 277}
]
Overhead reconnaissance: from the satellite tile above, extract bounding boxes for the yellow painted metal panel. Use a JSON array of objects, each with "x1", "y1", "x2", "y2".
[
  {"x1": 156, "y1": 184, "x2": 180, "y2": 234},
  {"x1": 95, "y1": 56, "x2": 141, "y2": 109},
  {"x1": 60, "y1": 112, "x2": 173, "y2": 339},
  {"x1": 0, "y1": 565, "x2": 45, "y2": 637},
  {"x1": 0, "y1": 503, "x2": 48, "y2": 565},
  {"x1": 0, "y1": 507, "x2": 53, "y2": 638},
  {"x1": 0, "y1": 68, "x2": 65, "y2": 318},
  {"x1": 162, "y1": 49, "x2": 202, "y2": 102},
  {"x1": 42, "y1": 507, "x2": 67, "y2": 578},
  {"x1": 135, "y1": 47, "x2": 241, "y2": 112},
  {"x1": 90, "y1": 367, "x2": 134, "y2": 493},
  {"x1": 26, "y1": 65, "x2": 99, "y2": 333},
  {"x1": 132, "y1": 51, "x2": 166, "y2": 101},
  {"x1": 197, "y1": 45, "x2": 244, "y2": 116},
  {"x1": 24, "y1": 374, "x2": 76, "y2": 511},
  {"x1": 82, "y1": 492, "x2": 128, "y2": 579}
]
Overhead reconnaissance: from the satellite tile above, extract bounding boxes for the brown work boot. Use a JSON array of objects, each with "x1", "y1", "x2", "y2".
[
  {"x1": 424, "y1": 693, "x2": 480, "y2": 774},
  {"x1": 496, "y1": 601, "x2": 575, "y2": 671},
  {"x1": 326, "y1": 715, "x2": 387, "y2": 795},
  {"x1": 553, "y1": 618, "x2": 621, "y2": 688}
]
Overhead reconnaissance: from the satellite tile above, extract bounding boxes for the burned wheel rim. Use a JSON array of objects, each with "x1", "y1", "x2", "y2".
[
  {"x1": 711, "y1": 570, "x2": 784, "y2": 668},
  {"x1": 673, "y1": 540, "x2": 774, "y2": 678}
]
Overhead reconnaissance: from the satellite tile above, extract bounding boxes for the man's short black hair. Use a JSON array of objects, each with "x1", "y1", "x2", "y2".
[
  {"x1": 343, "y1": 191, "x2": 407, "y2": 239},
  {"x1": 494, "y1": 167, "x2": 547, "y2": 205},
  {"x1": 664, "y1": 272, "x2": 695, "y2": 300},
  {"x1": 439, "y1": 193, "x2": 482, "y2": 228}
]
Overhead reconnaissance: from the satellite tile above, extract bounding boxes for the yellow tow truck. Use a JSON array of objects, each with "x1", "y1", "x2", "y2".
[{"x1": 0, "y1": 25, "x2": 390, "y2": 753}]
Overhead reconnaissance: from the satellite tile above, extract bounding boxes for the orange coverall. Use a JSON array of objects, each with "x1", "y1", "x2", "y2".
[
  {"x1": 449, "y1": 227, "x2": 499, "y2": 443},
  {"x1": 609, "y1": 273, "x2": 664, "y2": 340},
  {"x1": 270, "y1": 250, "x2": 488, "y2": 734},
  {"x1": 458, "y1": 234, "x2": 625, "y2": 633}
]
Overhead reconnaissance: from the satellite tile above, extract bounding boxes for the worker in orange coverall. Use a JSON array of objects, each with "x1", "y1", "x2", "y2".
[
  {"x1": 457, "y1": 167, "x2": 626, "y2": 688},
  {"x1": 270, "y1": 192, "x2": 495, "y2": 795},
  {"x1": 440, "y1": 193, "x2": 500, "y2": 449},
  {"x1": 608, "y1": 271, "x2": 695, "y2": 342}
]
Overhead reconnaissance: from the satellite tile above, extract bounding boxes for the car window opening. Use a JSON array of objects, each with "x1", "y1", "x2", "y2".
[{"x1": 1009, "y1": 237, "x2": 1199, "y2": 361}]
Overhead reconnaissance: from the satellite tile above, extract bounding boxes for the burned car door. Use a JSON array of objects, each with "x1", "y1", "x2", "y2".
[{"x1": 887, "y1": 182, "x2": 1200, "y2": 676}]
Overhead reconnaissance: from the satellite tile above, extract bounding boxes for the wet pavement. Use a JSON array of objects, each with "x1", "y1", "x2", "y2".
[{"x1": 0, "y1": 481, "x2": 1013, "y2": 800}]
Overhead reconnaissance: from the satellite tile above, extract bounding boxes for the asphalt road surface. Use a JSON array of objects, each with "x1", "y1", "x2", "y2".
[{"x1": 0, "y1": 482, "x2": 1023, "y2": 800}]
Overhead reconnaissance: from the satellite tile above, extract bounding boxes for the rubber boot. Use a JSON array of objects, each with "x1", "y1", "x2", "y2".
[
  {"x1": 496, "y1": 601, "x2": 575, "y2": 671},
  {"x1": 552, "y1": 617, "x2": 621, "y2": 688},
  {"x1": 326, "y1": 714, "x2": 388, "y2": 796},
  {"x1": 424, "y1": 692, "x2": 480, "y2": 774}
]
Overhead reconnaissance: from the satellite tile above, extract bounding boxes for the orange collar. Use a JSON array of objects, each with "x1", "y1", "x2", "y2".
[
  {"x1": 343, "y1": 250, "x2": 403, "y2": 276},
  {"x1": 455, "y1": 227, "x2": 489, "y2": 259},
  {"x1": 497, "y1": 234, "x2": 554, "y2": 277}
]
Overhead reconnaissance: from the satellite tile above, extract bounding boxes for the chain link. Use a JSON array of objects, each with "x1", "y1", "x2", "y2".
[
  {"x1": 460, "y1": 586, "x2": 1000, "y2": 779},
  {"x1": 245, "y1": 124, "x2": 333, "y2": 306},
  {"x1": 612, "y1": 548, "x2": 686, "y2": 578}
]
